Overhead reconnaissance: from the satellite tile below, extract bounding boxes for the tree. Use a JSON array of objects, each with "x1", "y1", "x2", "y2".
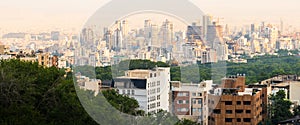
[
  {"x1": 293, "y1": 105, "x2": 300, "y2": 116},
  {"x1": 269, "y1": 90, "x2": 293, "y2": 124}
]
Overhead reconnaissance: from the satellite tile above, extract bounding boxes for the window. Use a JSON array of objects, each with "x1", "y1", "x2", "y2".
[
  {"x1": 157, "y1": 88, "x2": 160, "y2": 93},
  {"x1": 226, "y1": 110, "x2": 232, "y2": 114},
  {"x1": 177, "y1": 108, "x2": 188, "y2": 112},
  {"x1": 198, "y1": 93, "x2": 202, "y2": 96},
  {"x1": 236, "y1": 101, "x2": 241, "y2": 105},
  {"x1": 198, "y1": 99, "x2": 202, "y2": 104},
  {"x1": 154, "y1": 73, "x2": 156, "y2": 77},
  {"x1": 225, "y1": 101, "x2": 232, "y2": 105},
  {"x1": 237, "y1": 118, "x2": 241, "y2": 122},
  {"x1": 198, "y1": 108, "x2": 202, "y2": 112},
  {"x1": 157, "y1": 102, "x2": 160, "y2": 107},
  {"x1": 243, "y1": 118, "x2": 251, "y2": 122},
  {"x1": 178, "y1": 100, "x2": 183, "y2": 104},
  {"x1": 246, "y1": 110, "x2": 251, "y2": 114},
  {"x1": 185, "y1": 100, "x2": 189, "y2": 104},
  {"x1": 178, "y1": 93, "x2": 184, "y2": 96},
  {"x1": 193, "y1": 99, "x2": 197, "y2": 104},
  {"x1": 131, "y1": 90, "x2": 135, "y2": 95},
  {"x1": 157, "y1": 81, "x2": 160, "y2": 86},
  {"x1": 192, "y1": 93, "x2": 196, "y2": 96},
  {"x1": 157, "y1": 95, "x2": 160, "y2": 100},
  {"x1": 127, "y1": 90, "x2": 130, "y2": 95},
  {"x1": 192, "y1": 108, "x2": 197, "y2": 113},
  {"x1": 213, "y1": 109, "x2": 221, "y2": 114},
  {"x1": 225, "y1": 118, "x2": 232, "y2": 122},
  {"x1": 244, "y1": 101, "x2": 251, "y2": 105},
  {"x1": 122, "y1": 90, "x2": 125, "y2": 94},
  {"x1": 150, "y1": 73, "x2": 153, "y2": 78},
  {"x1": 178, "y1": 92, "x2": 188, "y2": 96},
  {"x1": 235, "y1": 110, "x2": 243, "y2": 113}
]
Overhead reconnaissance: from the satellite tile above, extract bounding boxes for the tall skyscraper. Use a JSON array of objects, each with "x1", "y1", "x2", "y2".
[
  {"x1": 202, "y1": 15, "x2": 213, "y2": 41},
  {"x1": 186, "y1": 22, "x2": 203, "y2": 43},
  {"x1": 151, "y1": 24, "x2": 159, "y2": 47},
  {"x1": 160, "y1": 19, "x2": 174, "y2": 49},
  {"x1": 280, "y1": 19, "x2": 284, "y2": 35},
  {"x1": 207, "y1": 22, "x2": 223, "y2": 48},
  {"x1": 122, "y1": 20, "x2": 129, "y2": 37},
  {"x1": 144, "y1": 20, "x2": 152, "y2": 46}
]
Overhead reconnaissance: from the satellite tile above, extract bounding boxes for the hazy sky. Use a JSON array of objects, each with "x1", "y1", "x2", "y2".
[{"x1": 1, "y1": 0, "x2": 300, "y2": 32}]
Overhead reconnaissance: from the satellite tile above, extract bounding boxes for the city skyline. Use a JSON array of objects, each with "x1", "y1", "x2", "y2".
[{"x1": 1, "y1": 0, "x2": 300, "y2": 32}]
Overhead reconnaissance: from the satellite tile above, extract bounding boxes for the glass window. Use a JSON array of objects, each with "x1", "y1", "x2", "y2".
[
  {"x1": 178, "y1": 100, "x2": 183, "y2": 104},
  {"x1": 246, "y1": 110, "x2": 251, "y2": 114},
  {"x1": 186, "y1": 100, "x2": 189, "y2": 104},
  {"x1": 193, "y1": 99, "x2": 197, "y2": 104},
  {"x1": 198, "y1": 108, "x2": 202, "y2": 112},
  {"x1": 192, "y1": 93, "x2": 196, "y2": 96},
  {"x1": 225, "y1": 101, "x2": 232, "y2": 105},
  {"x1": 192, "y1": 108, "x2": 197, "y2": 113},
  {"x1": 244, "y1": 101, "x2": 251, "y2": 105},
  {"x1": 226, "y1": 110, "x2": 232, "y2": 114},
  {"x1": 243, "y1": 118, "x2": 251, "y2": 122},
  {"x1": 225, "y1": 118, "x2": 232, "y2": 122},
  {"x1": 198, "y1": 99, "x2": 202, "y2": 104}
]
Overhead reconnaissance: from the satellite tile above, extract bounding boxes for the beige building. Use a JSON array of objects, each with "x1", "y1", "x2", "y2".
[
  {"x1": 0, "y1": 44, "x2": 5, "y2": 55},
  {"x1": 170, "y1": 80, "x2": 213, "y2": 124},
  {"x1": 37, "y1": 53, "x2": 51, "y2": 67}
]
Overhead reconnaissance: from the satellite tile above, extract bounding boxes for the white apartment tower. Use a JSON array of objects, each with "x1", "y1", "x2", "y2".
[{"x1": 114, "y1": 67, "x2": 170, "y2": 114}]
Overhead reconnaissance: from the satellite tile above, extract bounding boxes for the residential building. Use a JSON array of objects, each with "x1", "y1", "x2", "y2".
[
  {"x1": 208, "y1": 75, "x2": 266, "y2": 125},
  {"x1": 170, "y1": 80, "x2": 213, "y2": 124},
  {"x1": 113, "y1": 67, "x2": 170, "y2": 114}
]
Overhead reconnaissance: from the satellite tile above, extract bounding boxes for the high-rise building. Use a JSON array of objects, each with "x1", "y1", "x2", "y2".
[
  {"x1": 207, "y1": 22, "x2": 223, "y2": 48},
  {"x1": 122, "y1": 20, "x2": 129, "y2": 37},
  {"x1": 113, "y1": 67, "x2": 170, "y2": 114},
  {"x1": 151, "y1": 24, "x2": 159, "y2": 47},
  {"x1": 160, "y1": 19, "x2": 174, "y2": 49},
  {"x1": 80, "y1": 28, "x2": 94, "y2": 47},
  {"x1": 251, "y1": 24, "x2": 255, "y2": 34},
  {"x1": 202, "y1": 15, "x2": 213, "y2": 41},
  {"x1": 186, "y1": 23, "x2": 203, "y2": 43}
]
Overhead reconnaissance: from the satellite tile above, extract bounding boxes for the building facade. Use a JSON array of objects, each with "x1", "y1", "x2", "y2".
[
  {"x1": 208, "y1": 75, "x2": 266, "y2": 125},
  {"x1": 113, "y1": 67, "x2": 170, "y2": 114},
  {"x1": 170, "y1": 80, "x2": 213, "y2": 124}
]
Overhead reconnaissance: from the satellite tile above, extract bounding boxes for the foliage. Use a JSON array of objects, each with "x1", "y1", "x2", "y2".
[
  {"x1": 268, "y1": 90, "x2": 293, "y2": 125},
  {"x1": 293, "y1": 105, "x2": 300, "y2": 116},
  {"x1": 91, "y1": 56, "x2": 300, "y2": 85},
  {"x1": 0, "y1": 59, "x2": 198, "y2": 125},
  {"x1": 0, "y1": 59, "x2": 98, "y2": 125}
]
